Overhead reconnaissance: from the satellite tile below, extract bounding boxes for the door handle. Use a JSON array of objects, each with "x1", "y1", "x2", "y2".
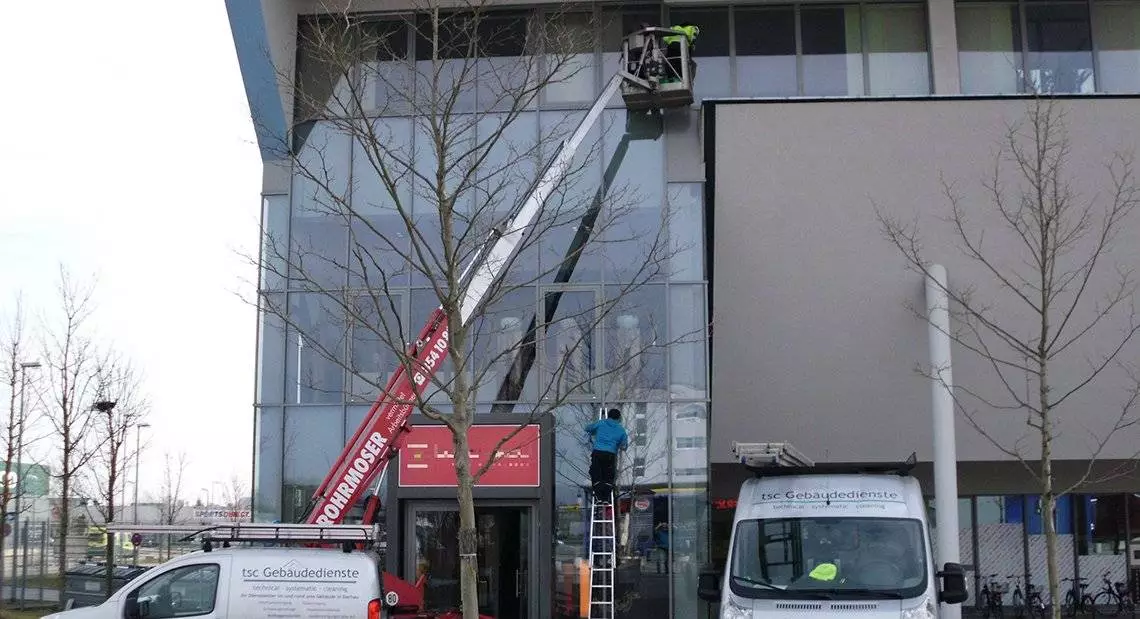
[{"x1": 515, "y1": 569, "x2": 523, "y2": 597}]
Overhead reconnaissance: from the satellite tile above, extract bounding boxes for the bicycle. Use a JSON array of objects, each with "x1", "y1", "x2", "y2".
[
  {"x1": 1061, "y1": 576, "x2": 1094, "y2": 617},
  {"x1": 979, "y1": 573, "x2": 1007, "y2": 618},
  {"x1": 1090, "y1": 570, "x2": 1134, "y2": 617},
  {"x1": 1006, "y1": 575, "x2": 1049, "y2": 618},
  {"x1": 1022, "y1": 581, "x2": 1048, "y2": 618},
  {"x1": 1007, "y1": 575, "x2": 1026, "y2": 617}
]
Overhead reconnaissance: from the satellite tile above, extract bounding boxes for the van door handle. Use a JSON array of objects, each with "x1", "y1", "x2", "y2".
[{"x1": 515, "y1": 570, "x2": 523, "y2": 597}]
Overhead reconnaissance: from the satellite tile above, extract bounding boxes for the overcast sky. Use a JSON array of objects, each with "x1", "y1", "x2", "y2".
[{"x1": 0, "y1": 2, "x2": 263, "y2": 505}]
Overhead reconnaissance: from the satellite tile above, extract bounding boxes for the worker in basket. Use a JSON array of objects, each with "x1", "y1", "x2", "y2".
[
  {"x1": 586, "y1": 408, "x2": 628, "y2": 499},
  {"x1": 662, "y1": 23, "x2": 699, "y2": 83}
]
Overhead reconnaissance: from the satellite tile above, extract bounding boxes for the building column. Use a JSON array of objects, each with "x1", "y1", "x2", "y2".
[{"x1": 927, "y1": 0, "x2": 962, "y2": 94}]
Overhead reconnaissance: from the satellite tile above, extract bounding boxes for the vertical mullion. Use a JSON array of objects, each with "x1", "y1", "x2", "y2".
[
  {"x1": 1088, "y1": 0, "x2": 1102, "y2": 91},
  {"x1": 728, "y1": 6, "x2": 738, "y2": 96},
  {"x1": 860, "y1": 2, "x2": 871, "y2": 96},
  {"x1": 1019, "y1": 0, "x2": 1032, "y2": 92},
  {"x1": 795, "y1": 4, "x2": 805, "y2": 94}
]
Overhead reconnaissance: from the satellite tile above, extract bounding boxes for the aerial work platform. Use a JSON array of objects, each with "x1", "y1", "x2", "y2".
[{"x1": 619, "y1": 27, "x2": 695, "y2": 111}]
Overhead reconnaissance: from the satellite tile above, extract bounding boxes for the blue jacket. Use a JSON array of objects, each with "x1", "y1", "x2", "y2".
[{"x1": 586, "y1": 419, "x2": 628, "y2": 454}]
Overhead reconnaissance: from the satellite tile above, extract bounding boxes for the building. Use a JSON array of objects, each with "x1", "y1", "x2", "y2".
[{"x1": 226, "y1": 0, "x2": 1140, "y2": 616}]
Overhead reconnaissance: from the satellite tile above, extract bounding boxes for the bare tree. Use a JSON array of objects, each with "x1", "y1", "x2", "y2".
[
  {"x1": 1, "y1": 296, "x2": 33, "y2": 607},
  {"x1": 157, "y1": 451, "x2": 188, "y2": 560},
  {"x1": 221, "y1": 474, "x2": 250, "y2": 522},
  {"x1": 248, "y1": 4, "x2": 689, "y2": 617},
  {"x1": 85, "y1": 358, "x2": 147, "y2": 588},
  {"x1": 41, "y1": 267, "x2": 105, "y2": 585},
  {"x1": 876, "y1": 97, "x2": 1140, "y2": 616}
]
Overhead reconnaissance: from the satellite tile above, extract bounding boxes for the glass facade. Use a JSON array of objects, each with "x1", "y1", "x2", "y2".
[
  {"x1": 927, "y1": 494, "x2": 1138, "y2": 612},
  {"x1": 957, "y1": 0, "x2": 1140, "y2": 93},
  {"x1": 255, "y1": 5, "x2": 711, "y2": 618}
]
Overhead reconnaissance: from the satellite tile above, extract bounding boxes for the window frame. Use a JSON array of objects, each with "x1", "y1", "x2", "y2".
[{"x1": 124, "y1": 562, "x2": 222, "y2": 619}]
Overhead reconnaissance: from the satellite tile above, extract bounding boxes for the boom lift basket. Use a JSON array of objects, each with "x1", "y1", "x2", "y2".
[{"x1": 620, "y1": 28, "x2": 694, "y2": 111}]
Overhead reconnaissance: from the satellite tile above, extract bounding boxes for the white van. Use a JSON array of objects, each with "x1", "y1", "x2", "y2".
[
  {"x1": 698, "y1": 454, "x2": 968, "y2": 618},
  {"x1": 44, "y1": 543, "x2": 385, "y2": 619}
]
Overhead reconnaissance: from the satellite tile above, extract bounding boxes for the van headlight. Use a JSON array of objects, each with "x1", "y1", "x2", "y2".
[
  {"x1": 900, "y1": 598, "x2": 936, "y2": 619},
  {"x1": 722, "y1": 595, "x2": 751, "y2": 619}
]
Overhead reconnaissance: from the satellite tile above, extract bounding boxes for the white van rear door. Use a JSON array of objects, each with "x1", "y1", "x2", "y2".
[{"x1": 125, "y1": 556, "x2": 231, "y2": 618}]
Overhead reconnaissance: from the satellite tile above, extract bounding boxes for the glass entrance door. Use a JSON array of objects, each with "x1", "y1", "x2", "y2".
[{"x1": 406, "y1": 502, "x2": 535, "y2": 619}]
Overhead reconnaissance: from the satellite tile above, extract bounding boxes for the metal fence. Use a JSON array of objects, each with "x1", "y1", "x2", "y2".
[{"x1": 1, "y1": 520, "x2": 199, "y2": 611}]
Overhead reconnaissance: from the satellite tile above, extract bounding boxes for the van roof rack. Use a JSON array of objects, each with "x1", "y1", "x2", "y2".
[
  {"x1": 733, "y1": 442, "x2": 918, "y2": 477},
  {"x1": 105, "y1": 522, "x2": 381, "y2": 547}
]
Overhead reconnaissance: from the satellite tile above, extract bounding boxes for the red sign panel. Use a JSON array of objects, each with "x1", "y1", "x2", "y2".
[{"x1": 398, "y1": 424, "x2": 541, "y2": 487}]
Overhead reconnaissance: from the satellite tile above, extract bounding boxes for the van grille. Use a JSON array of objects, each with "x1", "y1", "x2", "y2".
[
  {"x1": 772, "y1": 601, "x2": 881, "y2": 612},
  {"x1": 775, "y1": 602, "x2": 824, "y2": 611},
  {"x1": 830, "y1": 603, "x2": 880, "y2": 611}
]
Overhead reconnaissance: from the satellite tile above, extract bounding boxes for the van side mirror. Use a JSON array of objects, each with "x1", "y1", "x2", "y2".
[
  {"x1": 937, "y1": 562, "x2": 969, "y2": 605},
  {"x1": 124, "y1": 598, "x2": 141, "y2": 619},
  {"x1": 697, "y1": 568, "x2": 722, "y2": 603}
]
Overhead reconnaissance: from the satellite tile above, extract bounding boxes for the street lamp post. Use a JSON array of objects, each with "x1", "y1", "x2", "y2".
[
  {"x1": 133, "y1": 423, "x2": 150, "y2": 525},
  {"x1": 131, "y1": 423, "x2": 149, "y2": 566},
  {"x1": 9, "y1": 361, "x2": 40, "y2": 603}
]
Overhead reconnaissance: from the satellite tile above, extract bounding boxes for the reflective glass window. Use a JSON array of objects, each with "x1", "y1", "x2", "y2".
[{"x1": 735, "y1": 7, "x2": 798, "y2": 97}]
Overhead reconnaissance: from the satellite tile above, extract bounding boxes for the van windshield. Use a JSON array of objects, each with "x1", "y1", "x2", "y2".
[{"x1": 729, "y1": 517, "x2": 927, "y2": 600}]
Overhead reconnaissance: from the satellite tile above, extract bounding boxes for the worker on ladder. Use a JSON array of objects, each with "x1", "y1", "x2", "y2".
[
  {"x1": 586, "y1": 408, "x2": 628, "y2": 499},
  {"x1": 662, "y1": 23, "x2": 700, "y2": 82}
]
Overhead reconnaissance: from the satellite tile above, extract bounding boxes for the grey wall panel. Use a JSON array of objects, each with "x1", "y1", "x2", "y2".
[{"x1": 711, "y1": 98, "x2": 1140, "y2": 465}]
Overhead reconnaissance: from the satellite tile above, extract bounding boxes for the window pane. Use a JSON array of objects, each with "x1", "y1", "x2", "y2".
[
  {"x1": 538, "y1": 110, "x2": 604, "y2": 284},
  {"x1": 257, "y1": 293, "x2": 286, "y2": 405},
  {"x1": 671, "y1": 400, "x2": 708, "y2": 619},
  {"x1": 734, "y1": 7, "x2": 798, "y2": 96},
  {"x1": 414, "y1": 13, "x2": 477, "y2": 111},
  {"x1": 667, "y1": 183, "x2": 704, "y2": 282},
  {"x1": 291, "y1": 123, "x2": 350, "y2": 289},
  {"x1": 670, "y1": 8, "x2": 731, "y2": 99},
  {"x1": 282, "y1": 406, "x2": 344, "y2": 522},
  {"x1": 670, "y1": 285, "x2": 707, "y2": 399},
  {"x1": 1072, "y1": 495, "x2": 1126, "y2": 594},
  {"x1": 957, "y1": 3, "x2": 1024, "y2": 94},
  {"x1": 603, "y1": 110, "x2": 666, "y2": 284},
  {"x1": 543, "y1": 12, "x2": 597, "y2": 105},
  {"x1": 975, "y1": 495, "x2": 1027, "y2": 592},
  {"x1": 1025, "y1": 2, "x2": 1096, "y2": 93},
  {"x1": 253, "y1": 407, "x2": 283, "y2": 522},
  {"x1": 137, "y1": 564, "x2": 220, "y2": 617},
  {"x1": 347, "y1": 292, "x2": 405, "y2": 403},
  {"x1": 360, "y1": 19, "x2": 413, "y2": 115},
  {"x1": 802, "y1": 6, "x2": 865, "y2": 96},
  {"x1": 476, "y1": 11, "x2": 539, "y2": 112},
  {"x1": 285, "y1": 292, "x2": 347, "y2": 404},
  {"x1": 350, "y1": 118, "x2": 413, "y2": 288},
  {"x1": 1093, "y1": 0, "x2": 1140, "y2": 92},
  {"x1": 474, "y1": 287, "x2": 538, "y2": 403},
  {"x1": 605, "y1": 285, "x2": 667, "y2": 400},
  {"x1": 476, "y1": 112, "x2": 541, "y2": 287},
  {"x1": 542, "y1": 289, "x2": 599, "y2": 401},
  {"x1": 261, "y1": 195, "x2": 288, "y2": 291},
  {"x1": 296, "y1": 20, "x2": 356, "y2": 121},
  {"x1": 866, "y1": 4, "x2": 931, "y2": 95},
  {"x1": 411, "y1": 118, "x2": 475, "y2": 286}
]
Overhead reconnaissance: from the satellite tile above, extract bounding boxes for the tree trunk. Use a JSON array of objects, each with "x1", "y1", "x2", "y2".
[
  {"x1": 1041, "y1": 412, "x2": 1061, "y2": 619},
  {"x1": 58, "y1": 462, "x2": 69, "y2": 599},
  {"x1": 454, "y1": 428, "x2": 480, "y2": 619},
  {"x1": 105, "y1": 456, "x2": 117, "y2": 597}
]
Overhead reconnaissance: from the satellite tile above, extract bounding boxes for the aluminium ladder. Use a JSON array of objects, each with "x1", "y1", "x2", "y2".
[{"x1": 588, "y1": 489, "x2": 617, "y2": 619}]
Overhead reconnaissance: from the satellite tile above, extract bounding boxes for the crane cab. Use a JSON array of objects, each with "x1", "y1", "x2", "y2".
[{"x1": 620, "y1": 27, "x2": 695, "y2": 111}]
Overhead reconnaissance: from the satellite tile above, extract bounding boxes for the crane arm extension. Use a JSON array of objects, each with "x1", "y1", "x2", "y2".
[{"x1": 304, "y1": 71, "x2": 625, "y2": 525}]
